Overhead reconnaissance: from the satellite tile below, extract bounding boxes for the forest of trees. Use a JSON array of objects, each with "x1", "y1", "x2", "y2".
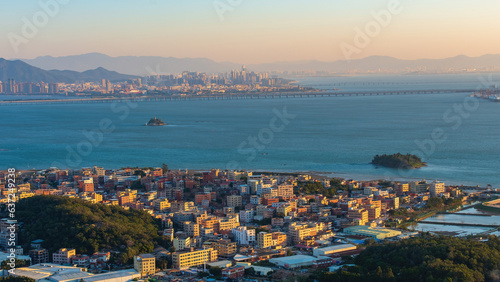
[
  {"x1": 14, "y1": 196, "x2": 167, "y2": 264},
  {"x1": 298, "y1": 178, "x2": 348, "y2": 197},
  {"x1": 371, "y1": 153, "x2": 426, "y2": 169},
  {"x1": 319, "y1": 235, "x2": 500, "y2": 282}
]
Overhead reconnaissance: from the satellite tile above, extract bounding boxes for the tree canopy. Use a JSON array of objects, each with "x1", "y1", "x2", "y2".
[
  {"x1": 15, "y1": 195, "x2": 163, "y2": 264},
  {"x1": 319, "y1": 235, "x2": 500, "y2": 282}
]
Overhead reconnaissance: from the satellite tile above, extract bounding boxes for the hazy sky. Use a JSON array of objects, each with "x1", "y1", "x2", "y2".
[{"x1": 1, "y1": 0, "x2": 500, "y2": 64}]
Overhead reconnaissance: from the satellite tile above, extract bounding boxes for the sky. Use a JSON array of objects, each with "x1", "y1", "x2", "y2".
[{"x1": 1, "y1": 0, "x2": 500, "y2": 64}]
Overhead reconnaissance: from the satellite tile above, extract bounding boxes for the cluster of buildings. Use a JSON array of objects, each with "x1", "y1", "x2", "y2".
[
  {"x1": 0, "y1": 78, "x2": 144, "y2": 95},
  {"x1": 0, "y1": 79, "x2": 60, "y2": 94},
  {"x1": 0, "y1": 166, "x2": 475, "y2": 280},
  {"x1": 144, "y1": 66, "x2": 309, "y2": 95},
  {"x1": 1, "y1": 67, "x2": 314, "y2": 96}
]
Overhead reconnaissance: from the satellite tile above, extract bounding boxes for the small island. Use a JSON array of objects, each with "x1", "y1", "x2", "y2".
[
  {"x1": 371, "y1": 153, "x2": 426, "y2": 169},
  {"x1": 145, "y1": 117, "x2": 166, "y2": 126}
]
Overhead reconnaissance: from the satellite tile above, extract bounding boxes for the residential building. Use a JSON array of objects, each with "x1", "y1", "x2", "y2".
[
  {"x1": 172, "y1": 247, "x2": 217, "y2": 270},
  {"x1": 430, "y1": 181, "x2": 446, "y2": 197},
  {"x1": 222, "y1": 265, "x2": 245, "y2": 279},
  {"x1": 232, "y1": 226, "x2": 255, "y2": 245},
  {"x1": 218, "y1": 215, "x2": 240, "y2": 232},
  {"x1": 71, "y1": 254, "x2": 90, "y2": 267},
  {"x1": 348, "y1": 208, "x2": 369, "y2": 225},
  {"x1": 395, "y1": 183, "x2": 409, "y2": 194},
  {"x1": 288, "y1": 222, "x2": 325, "y2": 245},
  {"x1": 366, "y1": 205, "x2": 381, "y2": 220},
  {"x1": 183, "y1": 222, "x2": 200, "y2": 237},
  {"x1": 250, "y1": 195, "x2": 261, "y2": 205},
  {"x1": 257, "y1": 232, "x2": 273, "y2": 249},
  {"x1": 173, "y1": 237, "x2": 191, "y2": 251},
  {"x1": 152, "y1": 198, "x2": 170, "y2": 212},
  {"x1": 52, "y1": 248, "x2": 76, "y2": 265},
  {"x1": 277, "y1": 184, "x2": 294, "y2": 198},
  {"x1": 227, "y1": 195, "x2": 242, "y2": 208},
  {"x1": 205, "y1": 239, "x2": 237, "y2": 257},
  {"x1": 134, "y1": 254, "x2": 156, "y2": 276},
  {"x1": 29, "y1": 249, "x2": 49, "y2": 264},
  {"x1": 277, "y1": 204, "x2": 292, "y2": 216},
  {"x1": 239, "y1": 209, "x2": 254, "y2": 223},
  {"x1": 410, "y1": 180, "x2": 428, "y2": 194}
]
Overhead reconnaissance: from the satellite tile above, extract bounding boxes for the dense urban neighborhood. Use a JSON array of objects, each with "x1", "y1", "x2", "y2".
[
  {"x1": 0, "y1": 66, "x2": 314, "y2": 96},
  {"x1": 1, "y1": 166, "x2": 498, "y2": 281}
]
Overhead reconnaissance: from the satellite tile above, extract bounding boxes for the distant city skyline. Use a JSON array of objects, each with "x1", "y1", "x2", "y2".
[{"x1": 1, "y1": 0, "x2": 500, "y2": 64}]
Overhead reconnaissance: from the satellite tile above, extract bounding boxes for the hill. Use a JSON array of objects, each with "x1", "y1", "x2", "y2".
[
  {"x1": 319, "y1": 235, "x2": 500, "y2": 282},
  {"x1": 14, "y1": 195, "x2": 162, "y2": 264},
  {"x1": 371, "y1": 153, "x2": 426, "y2": 169},
  {"x1": 22, "y1": 53, "x2": 239, "y2": 76},
  {"x1": 0, "y1": 58, "x2": 138, "y2": 83}
]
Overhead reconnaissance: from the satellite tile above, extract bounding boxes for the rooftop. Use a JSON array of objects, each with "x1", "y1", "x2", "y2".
[
  {"x1": 138, "y1": 254, "x2": 155, "y2": 259},
  {"x1": 314, "y1": 244, "x2": 357, "y2": 252},
  {"x1": 269, "y1": 255, "x2": 318, "y2": 265}
]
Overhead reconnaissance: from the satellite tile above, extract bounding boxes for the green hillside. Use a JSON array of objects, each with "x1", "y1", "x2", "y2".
[
  {"x1": 15, "y1": 195, "x2": 162, "y2": 264},
  {"x1": 320, "y1": 235, "x2": 500, "y2": 282}
]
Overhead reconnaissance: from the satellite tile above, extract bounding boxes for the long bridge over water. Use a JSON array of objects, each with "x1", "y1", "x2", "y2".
[{"x1": 0, "y1": 89, "x2": 475, "y2": 105}]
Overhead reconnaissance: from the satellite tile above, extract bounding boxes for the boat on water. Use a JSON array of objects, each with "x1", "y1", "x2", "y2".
[
  {"x1": 471, "y1": 85, "x2": 500, "y2": 102},
  {"x1": 489, "y1": 95, "x2": 500, "y2": 102}
]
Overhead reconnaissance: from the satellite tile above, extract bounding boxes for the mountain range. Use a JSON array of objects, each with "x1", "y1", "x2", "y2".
[
  {"x1": 19, "y1": 53, "x2": 500, "y2": 76},
  {"x1": 0, "y1": 58, "x2": 138, "y2": 84}
]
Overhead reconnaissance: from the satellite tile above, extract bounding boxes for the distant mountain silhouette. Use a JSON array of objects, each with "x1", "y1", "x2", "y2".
[
  {"x1": 20, "y1": 53, "x2": 500, "y2": 75},
  {"x1": 0, "y1": 58, "x2": 138, "y2": 83},
  {"x1": 22, "y1": 53, "x2": 240, "y2": 76},
  {"x1": 246, "y1": 54, "x2": 500, "y2": 73}
]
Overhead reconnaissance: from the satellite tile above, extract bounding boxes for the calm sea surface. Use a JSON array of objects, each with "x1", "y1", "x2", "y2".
[{"x1": 1, "y1": 73, "x2": 499, "y2": 186}]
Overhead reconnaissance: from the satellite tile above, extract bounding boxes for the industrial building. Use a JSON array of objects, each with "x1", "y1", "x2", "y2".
[
  {"x1": 343, "y1": 226, "x2": 402, "y2": 239},
  {"x1": 313, "y1": 244, "x2": 357, "y2": 257},
  {"x1": 5, "y1": 263, "x2": 141, "y2": 282},
  {"x1": 269, "y1": 255, "x2": 333, "y2": 269}
]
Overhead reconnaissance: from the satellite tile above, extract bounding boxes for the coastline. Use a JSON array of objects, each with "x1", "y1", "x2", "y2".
[{"x1": 8, "y1": 167, "x2": 492, "y2": 189}]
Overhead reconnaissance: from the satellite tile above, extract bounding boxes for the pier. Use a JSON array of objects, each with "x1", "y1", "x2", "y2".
[{"x1": 0, "y1": 89, "x2": 475, "y2": 105}]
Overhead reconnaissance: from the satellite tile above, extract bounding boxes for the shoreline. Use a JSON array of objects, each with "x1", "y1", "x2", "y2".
[{"x1": 5, "y1": 167, "x2": 493, "y2": 189}]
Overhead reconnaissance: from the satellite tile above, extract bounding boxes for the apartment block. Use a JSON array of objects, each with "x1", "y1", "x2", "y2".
[
  {"x1": 172, "y1": 248, "x2": 217, "y2": 270},
  {"x1": 227, "y1": 195, "x2": 242, "y2": 208},
  {"x1": 29, "y1": 249, "x2": 49, "y2": 264},
  {"x1": 173, "y1": 237, "x2": 191, "y2": 251},
  {"x1": 232, "y1": 226, "x2": 256, "y2": 245},
  {"x1": 277, "y1": 184, "x2": 294, "y2": 198},
  {"x1": 183, "y1": 222, "x2": 200, "y2": 237},
  {"x1": 257, "y1": 232, "x2": 273, "y2": 249},
  {"x1": 153, "y1": 198, "x2": 171, "y2": 212},
  {"x1": 430, "y1": 181, "x2": 446, "y2": 197},
  {"x1": 52, "y1": 248, "x2": 76, "y2": 265},
  {"x1": 134, "y1": 254, "x2": 156, "y2": 276}
]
